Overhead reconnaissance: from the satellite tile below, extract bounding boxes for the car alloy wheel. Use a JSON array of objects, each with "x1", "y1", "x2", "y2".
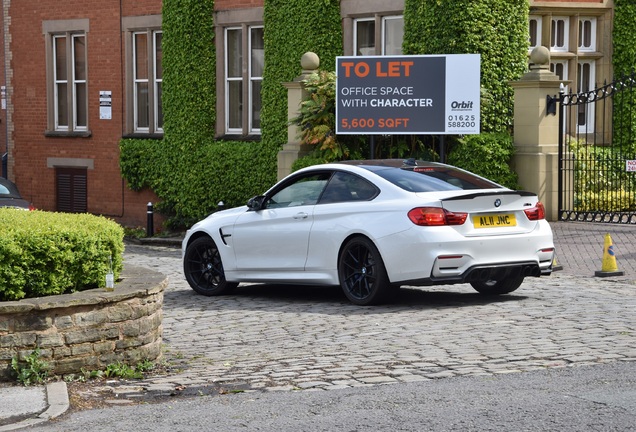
[
  {"x1": 183, "y1": 236, "x2": 238, "y2": 296},
  {"x1": 339, "y1": 236, "x2": 391, "y2": 305}
]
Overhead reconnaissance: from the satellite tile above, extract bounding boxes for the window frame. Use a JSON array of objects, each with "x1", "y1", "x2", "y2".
[
  {"x1": 122, "y1": 15, "x2": 163, "y2": 137},
  {"x1": 131, "y1": 30, "x2": 163, "y2": 134},
  {"x1": 223, "y1": 25, "x2": 264, "y2": 136},
  {"x1": 577, "y1": 60, "x2": 596, "y2": 133},
  {"x1": 381, "y1": 15, "x2": 404, "y2": 55},
  {"x1": 352, "y1": 14, "x2": 404, "y2": 56},
  {"x1": 43, "y1": 19, "x2": 90, "y2": 136},
  {"x1": 528, "y1": 15, "x2": 542, "y2": 51},
  {"x1": 578, "y1": 17, "x2": 597, "y2": 52},
  {"x1": 550, "y1": 16, "x2": 569, "y2": 52}
]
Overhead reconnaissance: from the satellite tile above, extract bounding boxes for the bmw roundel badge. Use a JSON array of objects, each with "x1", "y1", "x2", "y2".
[{"x1": 494, "y1": 199, "x2": 501, "y2": 207}]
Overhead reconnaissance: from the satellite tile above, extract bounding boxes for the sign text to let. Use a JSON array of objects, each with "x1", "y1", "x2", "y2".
[
  {"x1": 340, "y1": 60, "x2": 414, "y2": 78},
  {"x1": 335, "y1": 54, "x2": 481, "y2": 135}
]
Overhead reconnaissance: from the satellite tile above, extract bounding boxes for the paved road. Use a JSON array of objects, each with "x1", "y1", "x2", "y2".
[
  {"x1": 31, "y1": 362, "x2": 636, "y2": 431},
  {"x1": 100, "y1": 221, "x2": 636, "y2": 395}
]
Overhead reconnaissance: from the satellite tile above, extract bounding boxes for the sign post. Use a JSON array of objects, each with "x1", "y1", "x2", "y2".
[{"x1": 336, "y1": 54, "x2": 481, "y2": 136}]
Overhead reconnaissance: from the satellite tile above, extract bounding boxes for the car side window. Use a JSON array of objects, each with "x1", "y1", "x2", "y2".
[
  {"x1": 319, "y1": 171, "x2": 378, "y2": 204},
  {"x1": 265, "y1": 173, "x2": 330, "y2": 208}
]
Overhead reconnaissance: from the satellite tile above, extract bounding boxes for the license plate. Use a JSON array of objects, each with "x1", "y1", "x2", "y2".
[{"x1": 473, "y1": 213, "x2": 517, "y2": 228}]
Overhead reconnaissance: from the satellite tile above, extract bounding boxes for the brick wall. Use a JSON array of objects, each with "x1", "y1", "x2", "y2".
[
  {"x1": 216, "y1": 0, "x2": 263, "y2": 10},
  {"x1": 6, "y1": 0, "x2": 162, "y2": 228}
]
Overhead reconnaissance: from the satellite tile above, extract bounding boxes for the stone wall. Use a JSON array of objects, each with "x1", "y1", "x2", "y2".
[{"x1": 0, "y1": 265, "x2": 167, "y2": 380}]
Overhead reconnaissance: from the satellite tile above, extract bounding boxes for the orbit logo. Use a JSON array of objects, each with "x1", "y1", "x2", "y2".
[{"x1": 450, "y1": 100, "x2": 474, "y2": 111}]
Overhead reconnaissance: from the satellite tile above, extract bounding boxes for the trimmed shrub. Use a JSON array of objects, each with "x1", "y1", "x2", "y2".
[
  {"x1": 447, "y1": 133, "x2": 520, "y2": 189},
  {"x1": 0, "y1": 210, "x2": 124, "y2": 301}
]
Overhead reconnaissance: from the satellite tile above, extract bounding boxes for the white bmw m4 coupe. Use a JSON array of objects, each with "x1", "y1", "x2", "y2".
[{"x1": 183, "y1": 159, "x2": 555, "y2": 305}]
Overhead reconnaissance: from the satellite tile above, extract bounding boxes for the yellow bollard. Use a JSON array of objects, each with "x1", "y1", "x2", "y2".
[{"x1": 594, "y1": 233, "x2": 624, "y2": 277}]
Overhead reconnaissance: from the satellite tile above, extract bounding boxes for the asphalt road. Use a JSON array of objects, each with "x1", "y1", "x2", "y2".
[{"x1": 31, "y1": 362, "x2": 636, "y2": 431}]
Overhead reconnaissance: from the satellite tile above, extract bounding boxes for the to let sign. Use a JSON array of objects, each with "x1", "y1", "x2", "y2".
[{"x1": 336, "y1": 54, "x2": 480, "y2": 135}]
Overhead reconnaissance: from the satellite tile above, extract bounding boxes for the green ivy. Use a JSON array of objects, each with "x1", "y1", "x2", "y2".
[
  {"x1": 120, "y1": 0, "x2": 343, "y2": 228},
  {"x1": 612, "y1": 0, "x2": 636, "y2": 153},
  {"x1": 403, "y1": 0, "x2": 529, "y2": 134},
  {"x1": 121, "y1": 0, "x2": 534, "y2": 227},
  {"x1": 447, "y1": 133, "x2": 520, "y2": 189},
  {"x1": 261, "y1": 0, "x2": 343, "y2": 155}
]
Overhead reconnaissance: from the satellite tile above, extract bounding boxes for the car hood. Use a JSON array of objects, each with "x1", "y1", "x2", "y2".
[
  {"x1": 0, "y1": 197, "x2": 31, "y2": 210},
  {"x1": 191, "y1": 205, "x2": 248, "y2": 229}
]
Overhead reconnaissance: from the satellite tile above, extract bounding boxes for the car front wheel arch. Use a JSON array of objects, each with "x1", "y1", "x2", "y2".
[
  {"x1": 183, "y1": 235, "x2": 238, "y2": 296},
  {"x1": 337, "y1": 235, "x2": 394, "y2": 305}
]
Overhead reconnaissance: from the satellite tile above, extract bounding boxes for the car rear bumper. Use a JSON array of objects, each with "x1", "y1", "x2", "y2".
[{"x1": 377, "y1": 222, "x2": 554, "y2": 285}]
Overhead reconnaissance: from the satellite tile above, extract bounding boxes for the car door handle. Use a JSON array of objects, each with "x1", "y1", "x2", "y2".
[{"x1": 293, "y1": 212, "x2": 309, "y2": 220}]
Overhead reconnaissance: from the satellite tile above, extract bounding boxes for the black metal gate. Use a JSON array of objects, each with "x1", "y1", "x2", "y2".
[{"x1": 558, "y1": 71, "x2": 636, "y2": 223}]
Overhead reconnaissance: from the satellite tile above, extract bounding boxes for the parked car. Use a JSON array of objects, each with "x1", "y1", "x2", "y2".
[
  {"x1": 182, "y1": 159, "x2": 555, "y2": 305},
  {"x1": 0, "y1": 177, "x2": 33, "y2": 210}
]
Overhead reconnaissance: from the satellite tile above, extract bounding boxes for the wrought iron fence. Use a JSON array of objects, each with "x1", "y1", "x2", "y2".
[{"x1": 558, "y1": 71, "x2": 636, "y2": 223}]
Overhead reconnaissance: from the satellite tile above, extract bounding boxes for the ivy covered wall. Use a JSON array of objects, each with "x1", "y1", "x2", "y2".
[
  {"x1": 402, "y1": 0, "x2": 529, "y2": 134},
  {"x1": 261, "y1": 0, "x2": 342, "y2": 150},
  {"x1": 612, "y1": 0, "x2": 636, "y2": 151},
  {"x1": 120, "y1": 0, "x2": 342, "y2": 228}
]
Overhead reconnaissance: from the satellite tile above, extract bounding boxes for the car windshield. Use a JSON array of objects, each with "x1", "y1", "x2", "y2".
[
  {"x1": 366, "y1": 165, "x2": 501, "y2": 192},
  {"x1": 0, "y1": 184, "x2": 16, "y2": 197}
]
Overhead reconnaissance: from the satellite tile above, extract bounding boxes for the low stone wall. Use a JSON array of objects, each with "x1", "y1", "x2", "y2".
[{"x1": 0, "y1": 265, "x2": 167, "y2": 380}]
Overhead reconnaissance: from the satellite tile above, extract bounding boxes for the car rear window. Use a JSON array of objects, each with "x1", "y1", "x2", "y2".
[{"x1": 367, "y1": 166, "x2": 501, "y2": 192}]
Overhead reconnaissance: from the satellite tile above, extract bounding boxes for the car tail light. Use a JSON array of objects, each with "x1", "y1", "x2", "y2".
[
  {"x1": 408, "y1": 207, "x2": 467, "y2": 226},
  {"x1": 524, "y1": 202, "x2": 546, "y2": 221},
  {"x1": 29, "y1": 203, "x2": 36, "y2": 211}
]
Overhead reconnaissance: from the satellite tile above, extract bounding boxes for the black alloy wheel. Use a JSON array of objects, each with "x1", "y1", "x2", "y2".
[
  {"x1": 338, "y1": 236, "x2": 392, "y2": 305},
  {"x1": 183, "y1": 236, "x2": 238, "y2": 296}
]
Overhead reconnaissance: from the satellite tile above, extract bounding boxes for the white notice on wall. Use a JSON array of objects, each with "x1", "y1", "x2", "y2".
[
  {"x1": 626, "y1": 160, "x2": 636, "y2": 172},
  {"x1": 100, "y1": 91, "x2": 112, "y2": 120}
]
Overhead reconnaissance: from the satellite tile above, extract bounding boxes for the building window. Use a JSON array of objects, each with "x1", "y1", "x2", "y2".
[
  {"x1": 43, "y1": 24, "x2": 88, "y2": 134},
  {"x1": 550, "y1": 60, "x2": 568, "y2": 82},
  {"x1": 550, "y1": 17, "x2": 569, "y2": 52},
  {"x1": 578, "y1": 17, "x2": 596, "y2": 52},
  {"x1": 382, "y1": 16, "x2": 404, "y2": 55},
  {"x1": 224, "y1": 26, "x2": 263, "y2": 135},
  {"x1": 56, "y1": 168, "x2": 87, "y2": 213},
  {"x1": 122, "y1": 15, "x2": 162, "y2": 136},
  {"x1": 577, "y1": 60, "x2": 596, "y2": 132},
  {"x1": 133, "y1": 30, "x2": 163, "y2": 133},
  {"x1": 354, "y1": 18, "x2": 375, "y2": 56},
  {"x1": 528, "y1": 15, "x2": 542, "y2": 51},
  {"x1": 353, "y1": 15, "x2": 404, "y2": 56}
]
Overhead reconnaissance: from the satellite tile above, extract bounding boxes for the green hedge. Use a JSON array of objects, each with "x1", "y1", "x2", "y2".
[
  {"x1": 0, "y1": 210, "x2": 124, "y2": 301},
  {"x1": 447, "y1": 132, "x2": 520, "y2": 189}
]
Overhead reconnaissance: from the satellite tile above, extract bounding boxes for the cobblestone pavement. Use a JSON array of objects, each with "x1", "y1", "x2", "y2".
[{"x1": 117, "y1": 221, "x2": 636, "y2": 396}]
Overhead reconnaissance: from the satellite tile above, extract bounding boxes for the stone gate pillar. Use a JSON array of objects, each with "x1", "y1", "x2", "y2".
[
  {"x1": 277, "y1": 52, "x2": 320, "y2": 180},
  {"x1": 510, "y1": 47, "x2": 568, "y2": 221}
]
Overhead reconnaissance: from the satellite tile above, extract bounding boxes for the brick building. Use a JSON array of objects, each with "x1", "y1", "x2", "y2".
[{"x1": 0, "y1": 0, "x2": 615, "y2": 228}]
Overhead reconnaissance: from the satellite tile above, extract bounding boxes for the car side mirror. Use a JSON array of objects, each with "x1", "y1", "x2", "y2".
[{"x1": 247, "y1": 195, "x2": 266, "y2": 211}]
